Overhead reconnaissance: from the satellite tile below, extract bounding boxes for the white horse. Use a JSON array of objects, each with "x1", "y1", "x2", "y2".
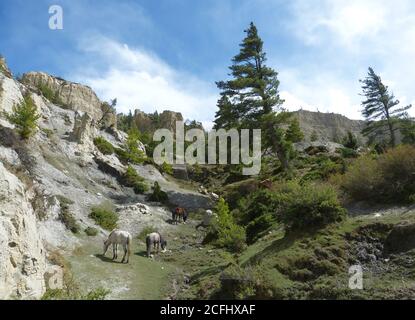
[{"x1": 103, "y1": 230, "x2": 132, "y2": 263}]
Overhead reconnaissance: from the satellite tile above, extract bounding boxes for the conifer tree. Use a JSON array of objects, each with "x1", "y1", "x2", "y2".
[
  {"x1": 214, "y1": 22, "x2": 292, "y2": 170},
  {"x1": 6, "y1": 94, "x2": 40, "y2": 139},
  {"x1": 215, "y1": 22, "x2": 283, "y2": 128},
  {"x1": 285, "y1": 117, "x2": 304, "y2": 143},
  {"x1": 360, "y1": 67, "x2": 411, "y2": 147}
]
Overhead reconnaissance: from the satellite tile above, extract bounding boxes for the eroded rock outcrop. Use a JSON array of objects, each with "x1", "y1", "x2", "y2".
[
  {"x1": 21, "y1": 72, "x2": 104, "y2": 122},
  {"x1": 293, "y1": 110, "x2": 366, "y2": 143},
  {"x1": 132, "y1": 109, "x2": 184, "y2": 133},
  {"x1": 0, "y1": 162, "x2": 47, "y2": 299}
]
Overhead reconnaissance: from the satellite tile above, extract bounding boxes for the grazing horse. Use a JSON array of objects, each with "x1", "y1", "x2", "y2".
[
  {"x1": 172, "y1": 207, "x2": 188, "y2": 225},
  {"x1": 103, "y1": 230, "x2": 132, "y2": 263},
  {"x1": 146, "y1": 232, "x2": 167, "y2": 257}
]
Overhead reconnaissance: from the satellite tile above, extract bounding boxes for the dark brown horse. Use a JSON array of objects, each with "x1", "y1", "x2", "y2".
[{"x1": 172, "y1": 207, "x2": 188, "y2": 225}]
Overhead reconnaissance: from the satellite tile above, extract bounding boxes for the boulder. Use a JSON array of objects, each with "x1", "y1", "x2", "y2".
[{"x1": 384, "y1": 222, "x2": 415, "y2": 254}]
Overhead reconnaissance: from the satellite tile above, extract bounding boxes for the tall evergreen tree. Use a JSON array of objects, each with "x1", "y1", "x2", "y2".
[
  {"x1": 214, "y1": 22, "x2": 283, "y2": 128},
  {"x1": 360, "y1": 67, "x2": 412, "y2": 147},
  {"x1": 214, "y1": 22, "x2": 292, "y2": 170}
]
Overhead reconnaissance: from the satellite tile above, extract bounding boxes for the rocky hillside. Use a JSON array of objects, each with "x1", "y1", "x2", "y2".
[
  {"x1": 0, "y1": 61, "x2": 212, "y2": 299},
  {"x1": 292, "y1": 110, "x2": 366, "y2": 143}
]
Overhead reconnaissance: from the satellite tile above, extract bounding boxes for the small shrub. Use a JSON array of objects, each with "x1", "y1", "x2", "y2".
[
  {"x1": 160, "y1": 162, "x2": 173, "y2": 175},
  {"x1": 93, "y1": 137, "x2": 114, "y2": 155},
  {"x1": 148, "y1": 181, "x2": 169, "y2": 203},
  {"x1": 205, "y1": 198, "x2": 246, "y2": 253},
  {"x1": 275, "y1": 181, "x2": 346, "y2": 231},
  {"x1": 5, "y1": 94, "x2": 41, "y2": 139},
  {"x1": 246, "y1": 213, "x2": 275, "y2": 244},
  {"x1": 340, "y1": 147, "x2": 358, "y2": 158},
  {"x1": 85, "y1": 227, "x2": 98, "y2": 236},
  {"x1": 122, "y1": 166, "x2": 148, "y2": 194},
  {"x1": 57, "y1": 196, "x2": 79, "y2": 233},
  {"x1": 59, "y1": 210, "x2": 80, "y2": 234},
  {"x1": 89, "y1": 201, "x2": 118, "y2": 231},
  {"x1": 41, "y1": 127, "x2": 54, "y2": 138},
  {"x1": 36, "y1": 82, "x2": 64, "y2": 106}
]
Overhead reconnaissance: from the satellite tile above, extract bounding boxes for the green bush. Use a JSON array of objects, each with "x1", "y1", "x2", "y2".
[
  {"x1": 123, "y1": 166, "x2": 148, "y2": 194},
  {"x1": 148, "y1": 181, "x2": 169, "y2": 203},
  {"x1": 93, "y1": 137, "x2": 114, "y2": 155},
  {"x1": 246, "y1": 213, "x2": 275, "y2": 244},
  {"x1": 57, "y1": 196, "x2": 79, "y2": 234},
  {"x1": 85, "y1": 227, "x2": 99, "y2": 236},
  {"x1": 335, "y1": 145, "x2": 415, "y2": 203},
  {"x1": 5, "y1": 94, "x2": 41, "y2": 139},
  {"x1": 36, "y1": 82, "x2": 64, "y2": 106},
  {"x1": 160, "y1": 162, "x2": 173, "y2": 175},
  {"x1": 89, "y1": 202, "x2": 118, "y2": 231},
  {"x1": 301, "y1": 158, "x2": 344, "y2": 182},
  {"x1": 340, "y1": 147, "x2": 358, "y2": 158},
  {"x1": 275, "y1": 181, "x2": 346, "y2": 231},
  {"x1": 206, "y1": 198, "x2": 246, "y2": 253}
]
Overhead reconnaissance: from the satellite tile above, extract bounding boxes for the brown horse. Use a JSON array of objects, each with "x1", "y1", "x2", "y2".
[{"x1": 172, "y1": 207, "x2": 187, "y2": 225}]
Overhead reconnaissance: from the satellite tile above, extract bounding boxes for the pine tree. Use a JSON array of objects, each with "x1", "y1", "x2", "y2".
[
  {"x1": 6, "y1": 94, "x2": 40, "y2": 139},
  {"x1": 215, "y1": 22, "x2": 283, "y2": 128},
  {"x1": 285, "y1": 117, "x2": 304, "y2": 143},
  {"x1": 360, "y1": 67, "x2": 412, "y2": 147},
  {"x1": 214, "y1": 22, "x2": 292, "y2": 170}
]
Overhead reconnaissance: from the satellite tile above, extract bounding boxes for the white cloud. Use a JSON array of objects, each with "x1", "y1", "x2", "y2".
[
  {"x1": 70, "y1": 36, "x2": 218, "y2": 127},
  {"x1": 279, "y1": 0, "x2": 415, "y2": 119}
]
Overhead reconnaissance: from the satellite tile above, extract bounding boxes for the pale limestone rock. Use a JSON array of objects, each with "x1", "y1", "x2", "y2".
[
  {"x1": 0, "y1": 162, "x2": 47, "y2": 299},
  {"x1": 0, "y1": 74, "x2": 23, "y2": 115},
  {"x1": 21, "y1": 72, "x2": 104, "y2": 121}
]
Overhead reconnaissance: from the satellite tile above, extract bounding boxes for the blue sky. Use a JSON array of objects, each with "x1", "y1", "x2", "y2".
[{"x1": 1, "y1": 0, "x2": 415, "y2": 128}]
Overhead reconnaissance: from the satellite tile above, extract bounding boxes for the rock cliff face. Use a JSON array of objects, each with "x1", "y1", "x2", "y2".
[
  {"x1": 0, "y1": 162, "x2": 47, "y2": 299},
  {"x1": 292, "y1": 110, "x2": 366, "y2": 143},
  {"x1": 132, "y1": 109, "x2": 184, "y2": 133},
  {"x1": 21, "y1": 72, "x2": 107, "y2": 124}
]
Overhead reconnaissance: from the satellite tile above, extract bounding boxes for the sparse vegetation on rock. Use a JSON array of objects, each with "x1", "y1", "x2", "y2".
[
  {"x1": 89, "y1": 201, "x2": 118, "y2": 231},
  {"x1": 5, "y1": 94, "x2": 41, "y2": 139}
]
